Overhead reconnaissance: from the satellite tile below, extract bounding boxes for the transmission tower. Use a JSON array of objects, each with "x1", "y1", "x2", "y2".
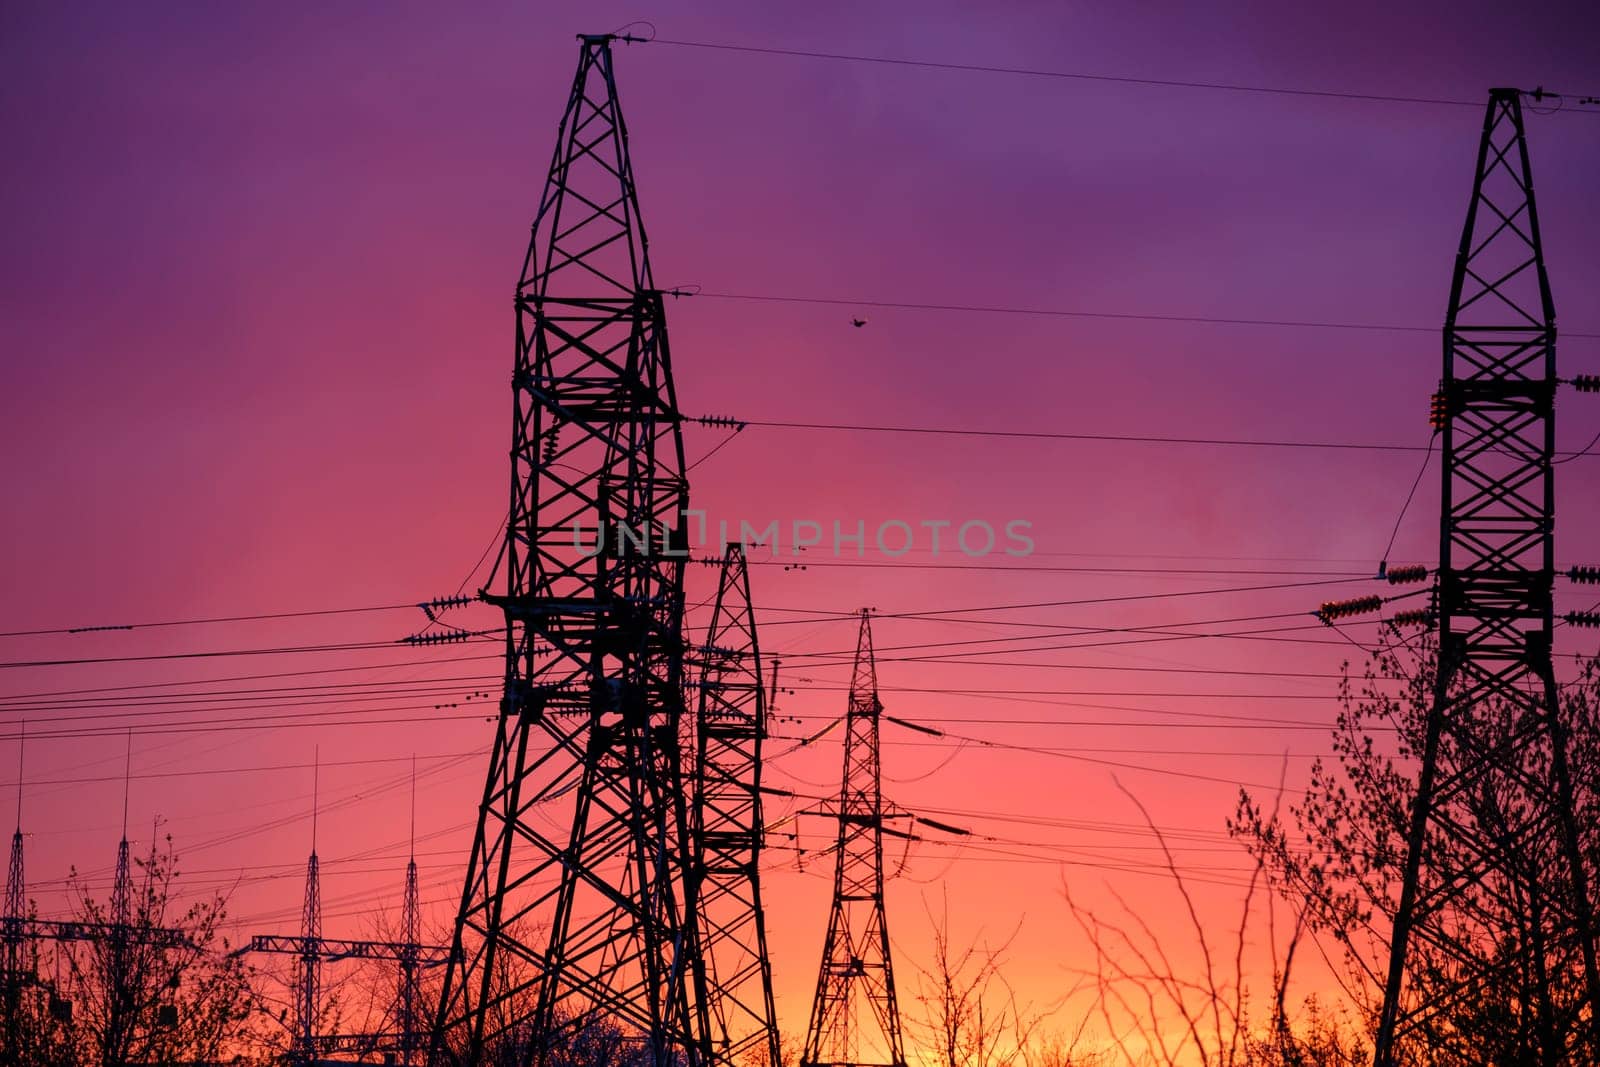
[
  {"x1": 103, "y1": 742, "x2": 139, "y2": 1060},
  {"x1": 242, "y1": 762, "x2": 451, "y2": 1064},
  {"x1": 293, "y1": 839, "x2": 322, "y2": 1064},
  {"x1": 1372, "y1": 88, "x2": 1600, "y2": 1066},
  {"x1": 687, "y1": 547, "x2": 781, "y2": 1067},
  {"x1": 431, "y1": 32, "x2": 699, "y2": 1067},
  {"x1": 802, "y1": 611, "x2": 907, "y2": 1067},
  {"x1": 296, "y1": 762, "x2": 438, "y2": 1065},
  {"x1": 242, "y1": 866, "x2": 452, "y2": 1064},
  {"x1": 3, "y1": 731, "x2": 26, "y2": 1055},
  {"x1": 0, "y1": 743, "x2": 188, "y2": 1061},
  {"x1": 398, "y1": 848, "x2": 422, "y2": 1065}
]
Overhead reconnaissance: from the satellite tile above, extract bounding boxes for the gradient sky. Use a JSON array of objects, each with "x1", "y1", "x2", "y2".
[{"x1": 3, "y1": 1, "x2": 1599, "y2": 1059}]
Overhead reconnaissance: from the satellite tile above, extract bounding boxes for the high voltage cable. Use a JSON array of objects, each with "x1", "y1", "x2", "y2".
[
  {"x1": 0, "y1": 661, "x2": 1363, "y2": 711},
  {"x1": 0, "y1": 679, "x2": 474, "y2": 714},
  {"x1": 748, "y1": 559, "x2": 1374, "y2": 576},
  {"x1": 789, "y1": 613, "x2": 1413, "y2": 667},
  {"x1": 47, "y1": 755, "x2": 483, "y2": 887},
  {"x1": 0, "y1": 693, "x2": 492, "y2": 733},
  {"x1": 742, "y1": 559, "x2": 1369, "y2": 575},
  {"x1": 690, "y1": 290, "x2": 1600, "y2": 339},
  {"x1": 708, "y1": 417, "x2": 1600, "y2": 457},
  {"x1": 0, "y1": 615, "x2": 1339, "y2": 706},
  {"x1": 842, "y1": 576, "x2": 1373, "y2": 617},
  {"x1": 0, "y1": 578, "x2": 1363, "y2": 682},
  {"x1": 0, "y1": 569, "x2": 1361, "y2": 655},
  {"x1": 2, "y1": 723, "x2": 1337, "y2": 792},
  {"x1": 0, "y1": 650, "x2": 503, "y2": 702},
  {"x1": 0, "y1": 750, "x2": 482, "y2": 788},
  {"x1": 0, "y1": 634, "x2": 502, "y2": 671},
  {"x1": 780, "y1": 609, "x2": 1327, "y2": 659},
  {"x1": 780, "y1": 698, "x2": 1355, "y2": 730},
  {"x1": 875, "y1": 719, "x2": 1308, "y2": 793},
  {"x1": 2, "y1": 682, "x2": 497, "y2": 721},
  {"x1": 0, "y1": 614, "x2": 1352, "y2": 726},
  {"x1": 792, "y1": 685, "x2": 1341, "y2": 700},
  {"x1": 0, "y1": 708, "x2": 494, "y2": 743},
  {"x1": 643, "y1": 37, "x2": 1600, "y2": 113},
  {"x1": 789, "y1": 698, "x2": 1387, "y2": 732},
  {"x1": 28, "y1": 847, "x2": 471, "y2": 893},
  {"x1": 0, "y1": 668, "x2": 1380, "y2": 737},
  {"x1": 0, "y1": 602, "x2": 418, "y2": 639}
]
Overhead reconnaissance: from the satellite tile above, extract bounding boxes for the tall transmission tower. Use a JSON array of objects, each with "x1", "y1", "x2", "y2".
[
  {"x1": 431, "y1": 32, "x2": 698, "y2": 1067},
  {"x1": 688, "y1": 547, "x2": 781, "y2": 1067},
  {"x1": 802, "y1": 611, "x2": 907, "y2": 1067},
  {"x1": 1372, "y1": 87, "x2": 1600, "y2": 1066}
]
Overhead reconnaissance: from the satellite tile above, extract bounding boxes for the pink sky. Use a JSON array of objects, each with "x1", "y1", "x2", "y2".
[{"x1": 3, "y1": 1, "x2": 1599, "y2": 1058}]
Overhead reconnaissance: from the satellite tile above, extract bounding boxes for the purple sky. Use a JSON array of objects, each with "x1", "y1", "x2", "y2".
[{"x1": 3, "y1": 0, "x2": 1598, "y2": 1054}]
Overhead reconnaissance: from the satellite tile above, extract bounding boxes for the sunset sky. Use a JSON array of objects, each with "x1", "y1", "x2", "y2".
[{"x1": 3, "y1": 1, "x2": 1599, "y2": 1059}]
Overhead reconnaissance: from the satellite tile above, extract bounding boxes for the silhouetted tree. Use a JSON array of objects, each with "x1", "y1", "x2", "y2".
[
  {"x1": 1233, "y1": 637, "x2": 1600, "y2": 1065},
  {"x1": 11, "y1": 833, "x2": 264, "y2": 1065}
]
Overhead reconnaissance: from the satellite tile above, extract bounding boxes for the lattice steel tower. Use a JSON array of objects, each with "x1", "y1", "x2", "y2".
[
  {"x1": 688, "y1": 547, "x2": 781, "y2": 1066},
  {"x1": 397, "y1": 803, "x2": 422, "y2": 1065},
  {"x1": 802, "y1": 611, "x2": 906, "y2": 1067},
  {"x1": 293, "y1": 766, "x2": 323, "y2": 1066},
  {"x1": 2, "y1": 732, "x2": 25, "y2": 1053},
  {"x1": 1372, "y1": 88, "x2": 1600, "y2": 1066},
  {"x1": 431, "y1": 33, "x2": 697, "y2": 1066}
]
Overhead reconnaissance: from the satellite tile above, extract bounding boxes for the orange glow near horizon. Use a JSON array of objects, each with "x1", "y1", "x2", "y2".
[{"x1": 3, "y1": 3, "x2": 1599, "y2": 1064}]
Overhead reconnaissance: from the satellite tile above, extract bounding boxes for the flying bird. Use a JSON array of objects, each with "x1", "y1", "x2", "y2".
[{"x1": 851, "y1": 317, "x2": 868, "y2": 328}]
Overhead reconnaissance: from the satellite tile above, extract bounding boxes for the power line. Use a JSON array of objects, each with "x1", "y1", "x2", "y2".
[
  {"x1": 0, "y1": 708, "x2": 494, "y2": 743},
  {"x1": 0, "y1": 753, "x2": 482, "y2": 804},
  {"x1": 646, "y1": 37, "x2": 1600, "y2": 114},
  {"x1": 705, "y1": 416, "x2": 1600, "y2": 457},
  {"x1": 780, "y1": 609, "x2": 1328, "y2": 660},
  {"x1": 747, "y1": 559, "x2": 1373, "y2": 576},
  {"x1": 0, "y1": 602, "x2": 419, "y2": 640},
  {"x1": 0, "y1": 634, "x2": 502, "y2": 672},
  {"x1": 853, "y1": 576, "x2": 1373, "y2": 618},
  {"x1": 873, "y1": 714, "x2": 1310, "y2": 793},
  {"x1": 0, "y1": 650, "x2": 502, "y2": 703},
  {"x1": 691, "y1": 289, "x2": 1600, "y2": 339},
  {"x1": 1, "y1": 675, "x2": 497, "y2": 713}
]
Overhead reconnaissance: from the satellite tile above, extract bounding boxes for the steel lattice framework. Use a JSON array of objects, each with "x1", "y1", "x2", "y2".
[
  {"x1": 399, "y1": 853, "x2": 422, "y2": 1065},
  {"x1": 802, "y1": 611, "x2": 907, "y2": 1067},
  {"x1": 244, "y1": 855, "x2": 449, "y2": 1064},
  {"x1": 292, "y1": 849, "x2": 322, "y2": 1065},
  {"x1": 431, "y1": 33, "x2": 698, "y2": 1067},
  {"x1": 3, "y1": 820, "x2": 25, "y2": 1052},
  {"x1": 688, "y1": 547, "x2": 781, "y2": 1067},
  {"x1": 1372, "y1": 88, "x2": 1600, "y2": 1066}
]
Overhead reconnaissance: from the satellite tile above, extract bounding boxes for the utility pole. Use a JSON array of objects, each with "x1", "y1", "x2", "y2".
[
  {"x1": 687, "y1": 547, "x2": 781, "y2": 1067},
  {"x1": 802, "y1": 611, "x2": 907, "y2": 1067},
  {"x1": 1372, "y1": 87, "x2": 1600, "y2": 1066},
  {"x1": 431, "y1": 32, "x2": 699, "y2": 1067}
]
